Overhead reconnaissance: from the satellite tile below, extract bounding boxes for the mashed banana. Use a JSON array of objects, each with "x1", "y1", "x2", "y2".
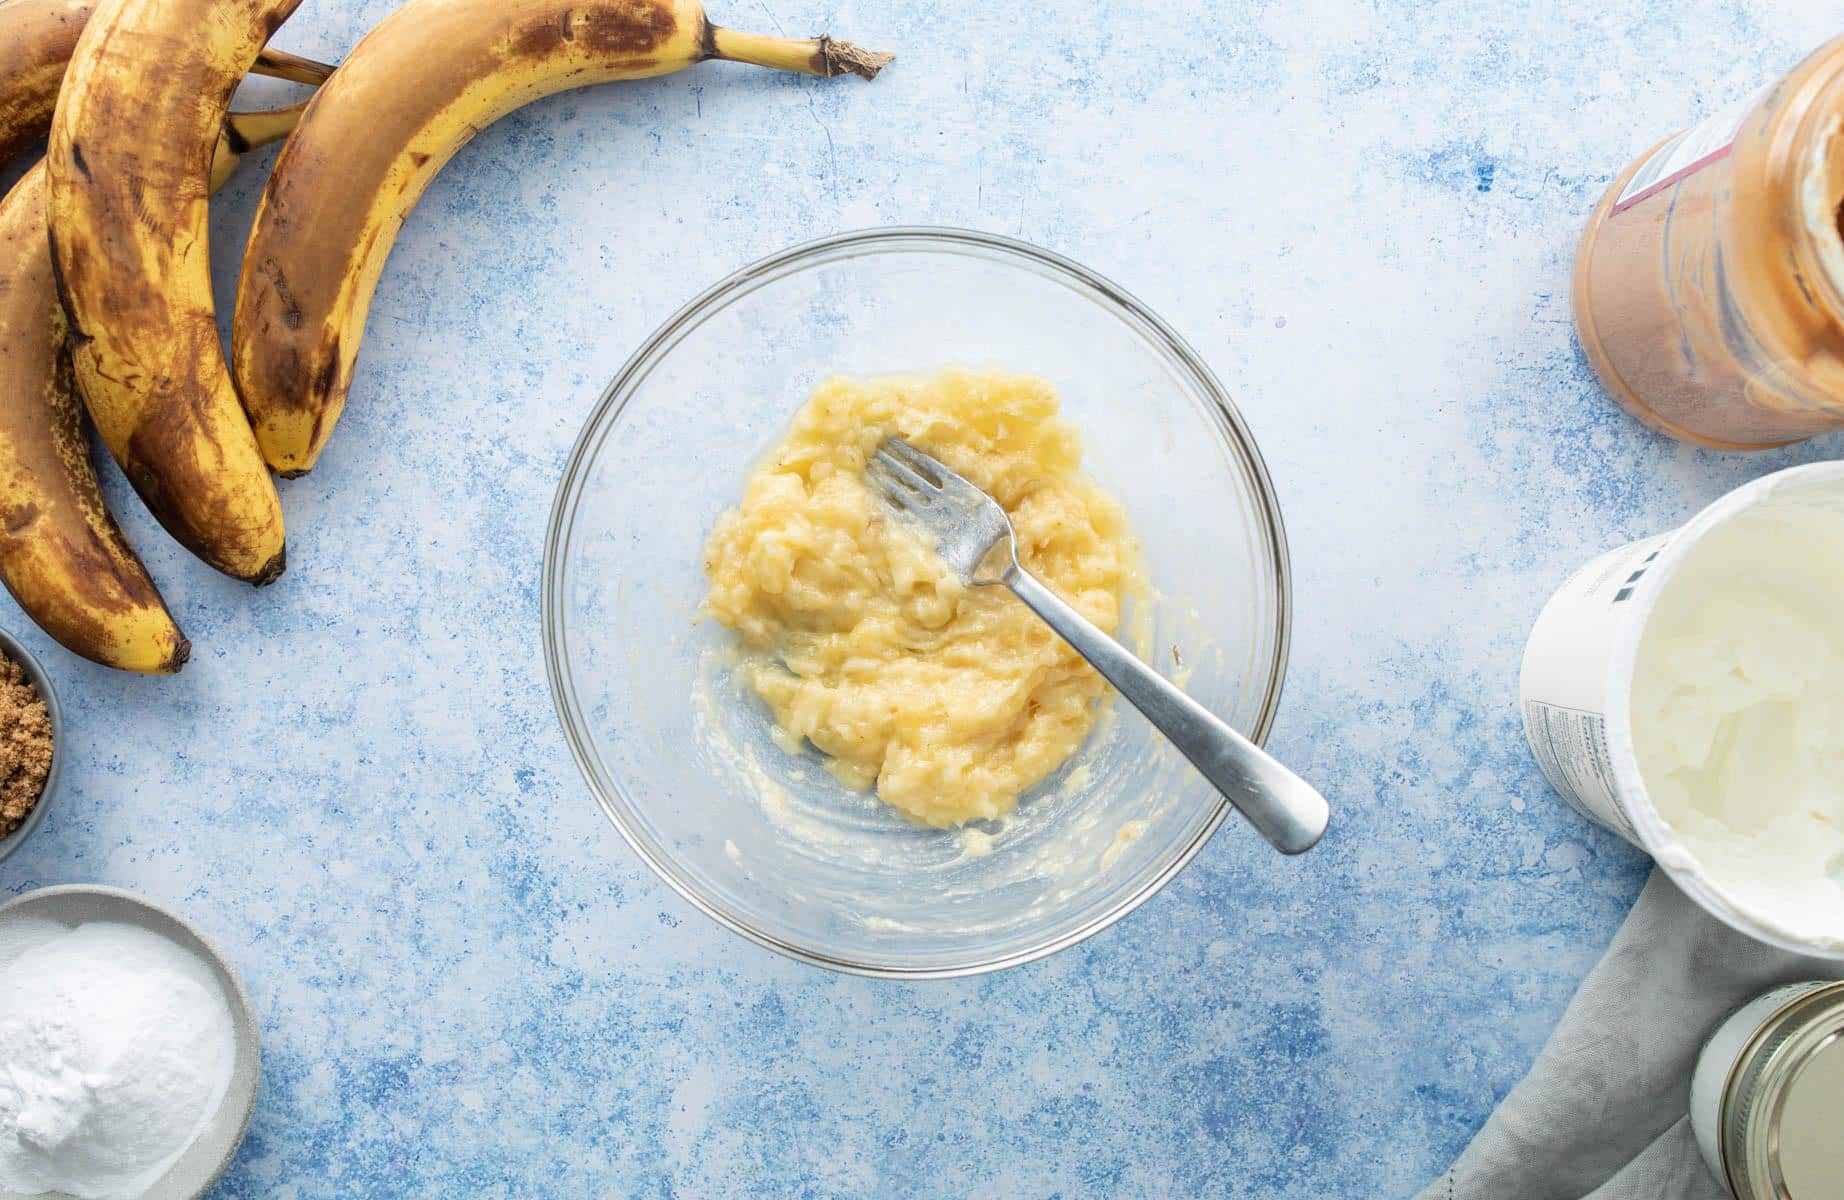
[{"x1": 702, "y1": 369, "x2": 1137, "y2": 827}]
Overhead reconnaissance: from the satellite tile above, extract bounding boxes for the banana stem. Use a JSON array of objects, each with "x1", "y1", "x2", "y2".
[
  {"x1": 251, "y1": 47, "x2": 337, "y2": 86},
  {"x1": 706, "y1": 27, "x2": 892, "y2": 80}
]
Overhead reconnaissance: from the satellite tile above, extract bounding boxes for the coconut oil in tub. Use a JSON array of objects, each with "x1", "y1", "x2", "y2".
[
  {"x1": 1630, "y1": 497, "x2": 1844, "y2": 951},
  {"x1": 1520, "y1": 462, "x2": 1844, "y2": 955}
]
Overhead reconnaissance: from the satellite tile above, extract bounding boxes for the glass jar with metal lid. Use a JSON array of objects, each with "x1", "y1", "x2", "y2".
[{"x1": 1690, "y1": 980, "x2": 1844, "y2": 1198}]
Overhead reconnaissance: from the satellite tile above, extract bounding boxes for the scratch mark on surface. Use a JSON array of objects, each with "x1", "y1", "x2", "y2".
[
  {"x1": 751, "y1": 0, "x2": 786, "y2": 35},
  {"x1": 806, "y1": 94, "x2": 837, "y2": 208}
]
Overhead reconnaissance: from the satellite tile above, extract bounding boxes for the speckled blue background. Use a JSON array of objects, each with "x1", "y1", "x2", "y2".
[{"x1": 4, "y1": 1, "x2": 1844, "y2": 1195}]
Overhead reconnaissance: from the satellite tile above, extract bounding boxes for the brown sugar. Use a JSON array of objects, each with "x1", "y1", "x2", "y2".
[{"x1": 0, "y1": 653, "x2": 52, "y2": 838}]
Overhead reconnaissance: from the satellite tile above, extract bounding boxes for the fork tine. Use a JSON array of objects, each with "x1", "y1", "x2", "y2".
[
  {"x1": 865, "y1": 438, "x2": 1015, "y2": 586},
  {"x1": 872, "y1": 446, "x2": 937, "y2": 497},
  {"x1": 881, "y1": 438, "x2": 953, "y2": 485},
  {"x1": 863, "y1": 457, "x2": 919, "y2": 513}
]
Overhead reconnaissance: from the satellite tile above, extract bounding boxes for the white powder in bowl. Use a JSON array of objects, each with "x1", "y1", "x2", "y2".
[{"x1": 0, "y1": 919, "x2": 237, "y2": 1200}]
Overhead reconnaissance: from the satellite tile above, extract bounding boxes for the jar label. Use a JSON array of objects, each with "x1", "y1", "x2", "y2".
[
  {"x1": 1519, "y1": 535, "x2": 1673, "y2": 844},
  {"x1": 1524, "y1": 700, "x2": 1634, "y2": 839},
  {"x1": 1613, "y1": 82, "x2": 1774, "y2": 213}
]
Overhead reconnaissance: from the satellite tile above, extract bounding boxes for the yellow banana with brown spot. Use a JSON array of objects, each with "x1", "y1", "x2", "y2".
[
  {"x1": 0, "y1": 96, "x2": 326, "y2": 672},
  {"x1": 0, "y1": 0, "x2": 330, "y2": 170},
  {"x1": 0, "y1": 163, "x2": 184, "y2": 672},
  {"x1": 0, "y1": 0, "x2": 88, "y2": 169},
  {"x1": 234, "y1": 0, "x2": 889, "y2": 477},
  {"x1": 47, "y1": 0, "x2": 312, "y2": 585}
]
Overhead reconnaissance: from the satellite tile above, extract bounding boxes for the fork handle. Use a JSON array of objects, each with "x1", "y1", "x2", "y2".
[{"x1": 1002, "y1": 565, "x2": 1328, "y2": 855}]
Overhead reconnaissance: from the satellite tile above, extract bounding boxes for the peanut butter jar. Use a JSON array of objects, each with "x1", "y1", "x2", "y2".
[{"x1": 1575, "y1": 37, "x2": 1844, "y2": 448}]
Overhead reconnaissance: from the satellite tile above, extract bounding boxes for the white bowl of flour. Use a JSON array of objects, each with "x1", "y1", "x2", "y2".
[{"x1": 0, "y1": 886, "x2": 260, "y2": 1200}]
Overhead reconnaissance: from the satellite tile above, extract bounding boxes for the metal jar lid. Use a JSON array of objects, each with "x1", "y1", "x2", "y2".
[{"x1": 1720, "y1": 979, "x2": 1844, "y2": 1199}]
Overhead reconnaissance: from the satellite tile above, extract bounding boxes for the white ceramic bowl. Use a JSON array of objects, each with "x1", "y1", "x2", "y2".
[
  {"x1": 545, "y1": 227, "x2": 1292, "y2": 977},
  {"x1": 0, "y1": 885, "x2": 261, "y2": 1200}
]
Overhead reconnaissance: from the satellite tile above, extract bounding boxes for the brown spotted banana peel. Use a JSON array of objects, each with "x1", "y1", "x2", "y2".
[
  {"x1": 0, "y1": 0, "x2": 328, "y2": 172},
  {"x1": 46, "y1": 0, "x2": 312, "y2": 585},
  {"x1": 233, "y1": 0, "x2": 891, "y2": 477},
  {"x1": 0, "y1": 163, "x2": 185, "y2": 672},
  {"x1": 0, "y1": 100, "x2": 321, "y2": 672}
]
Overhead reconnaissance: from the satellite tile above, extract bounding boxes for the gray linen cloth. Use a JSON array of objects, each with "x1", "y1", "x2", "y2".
[{"x1": 1418, "y1": 868, "x2": 1844, "y2": 1200}]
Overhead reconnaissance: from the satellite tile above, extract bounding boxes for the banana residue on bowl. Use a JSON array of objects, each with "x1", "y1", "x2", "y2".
[
  {"x1": 688, "y1": 635, "x2": 1187, "y2": 932},
  {"x1": 701, "y1": 368, "x2": 1139, "y2": 828},
  {"x1": 687, "y1": 572, "x2": 1222, "y2": 939}
]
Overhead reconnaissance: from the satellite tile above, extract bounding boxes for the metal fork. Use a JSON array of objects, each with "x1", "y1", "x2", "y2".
[{"x1": 865, "y1": 438, "x2": 1329, "y2": 855}]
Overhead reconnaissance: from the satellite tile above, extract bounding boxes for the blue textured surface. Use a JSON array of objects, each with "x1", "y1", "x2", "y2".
[{"x1": 4, "y1": 1, "x2": 1844, "y2": 1195}]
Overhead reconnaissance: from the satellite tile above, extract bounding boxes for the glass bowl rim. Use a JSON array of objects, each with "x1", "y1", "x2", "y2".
[{"x1": 542, "y1": 224, "x2": 1294, "y2": 979}]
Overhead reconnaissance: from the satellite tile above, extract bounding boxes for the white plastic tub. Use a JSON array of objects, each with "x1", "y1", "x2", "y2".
[{"x1": 1520, "y1": 461, "x2": 1844, "y2": 959}]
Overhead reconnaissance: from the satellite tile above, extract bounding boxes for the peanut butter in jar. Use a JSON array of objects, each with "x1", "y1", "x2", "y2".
[{"x1": 1575, "y1": 37, "x2": 1844, "y2": 448}]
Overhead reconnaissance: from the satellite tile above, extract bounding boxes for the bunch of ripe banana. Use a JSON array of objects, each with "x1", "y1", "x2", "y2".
[{"x1": 0, "y1": 0, "x2": 887, "y2": 673}]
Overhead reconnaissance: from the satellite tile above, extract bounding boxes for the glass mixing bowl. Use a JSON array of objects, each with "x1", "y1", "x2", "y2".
[{"x1": 544, "y1": 228, "x2": 1290, "y2": 978}]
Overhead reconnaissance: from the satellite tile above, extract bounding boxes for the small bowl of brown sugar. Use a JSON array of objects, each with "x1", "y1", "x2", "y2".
[{"x1": 0, "y1": 629, "x2": 59, "y2": 865}]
